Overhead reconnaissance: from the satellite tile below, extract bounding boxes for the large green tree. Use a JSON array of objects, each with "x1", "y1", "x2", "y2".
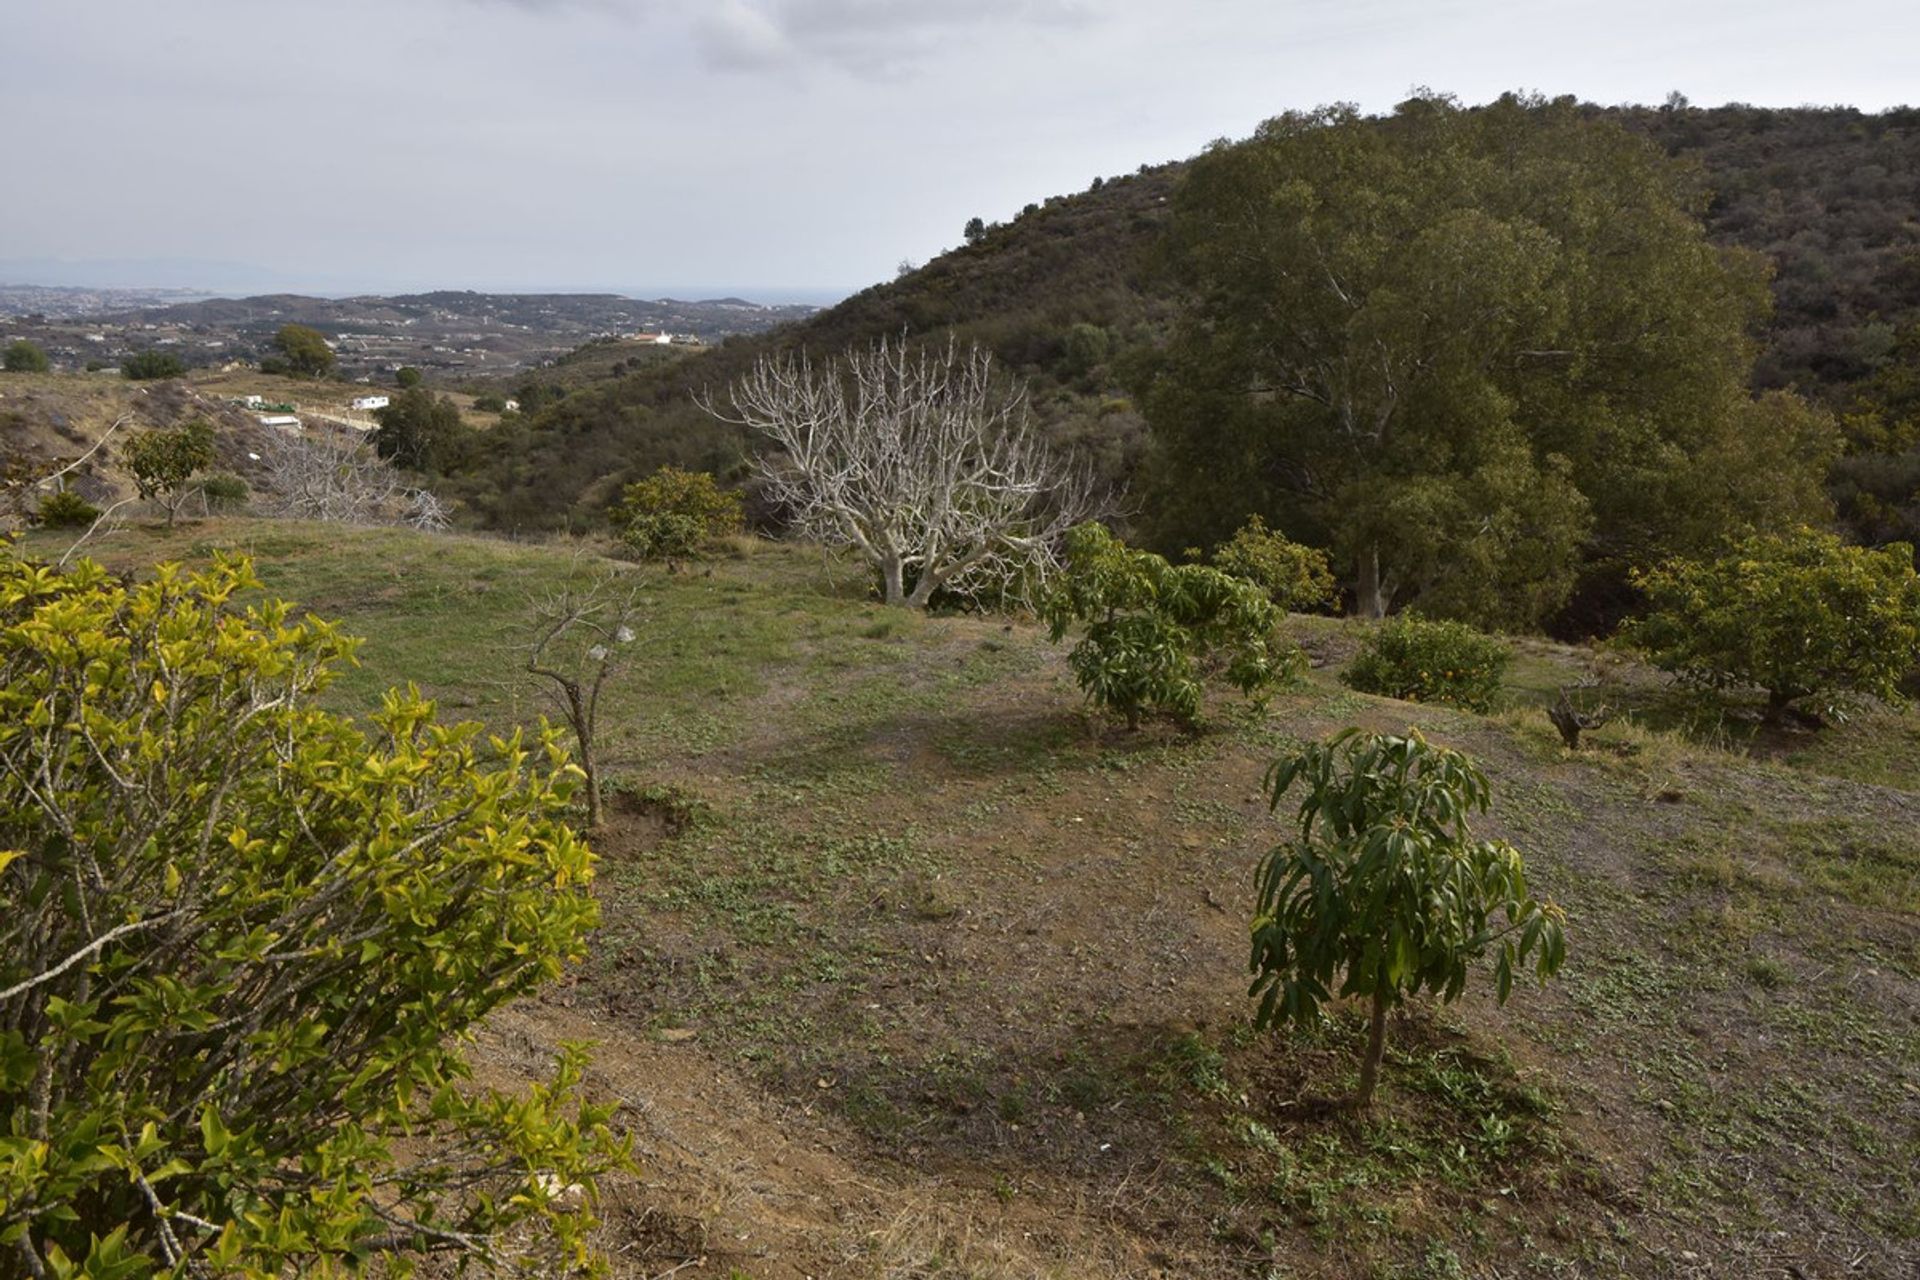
[
  {"x1": 1142, "y1": 93, "x2": 1837, "y2": 626},
  {"x1": 272, "y1": 323, "x2": 336, "y2": 378},
  {"x1": 371, "y1": 386, "x2": 471, "y2": 474}
]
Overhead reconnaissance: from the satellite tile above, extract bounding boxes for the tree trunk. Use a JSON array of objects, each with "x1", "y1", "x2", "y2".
[
  {"x1": 564, "y1": 684, "x2": 601, "y2": 830},
  {"x1": 1354, "y1": 546, "x2": 1387, "y2": 620},
  {"x1": 879, "y1": 552, "x2": 906, "y2": 607},
  {"x1": 580, "y1": 736, "x2": 601, "y2": 830},
  {"x1": 1354, "y1": 989, "x2": 1390, "y2": 1109},
  {"x1": 1763, "y1": 687, "x2": 1798, "y2": 728}
]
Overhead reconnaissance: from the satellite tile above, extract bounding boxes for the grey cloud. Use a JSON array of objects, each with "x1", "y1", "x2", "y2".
[
  {"x1": 694, "y1": 0, "x2": 799, "y2": 71},
  {"x1": 692, "y1": 0, "x2": 1100, "y2": 76}
]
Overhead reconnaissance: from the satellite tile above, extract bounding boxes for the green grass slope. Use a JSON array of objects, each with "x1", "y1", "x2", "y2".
[{"x1": 29, "y1": 518, "x2": 1919, "y2": 1278}]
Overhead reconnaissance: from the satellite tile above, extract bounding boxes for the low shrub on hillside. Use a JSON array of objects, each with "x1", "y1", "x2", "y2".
[
  {"x1": 4, "y1": 339, "x2": 49, "y2": 373},
  {"x1": 1628, "y1": 526, "x2": 1920, "y2": 723},
  {"x1": 1343, "y1": 613, "x2": 1512, "y2": 713},
  {"x1": 614, "y1": 464, "x2": 743, "y2": 561},
  {"x1": 200, "y1": 471, "x2": 250, "y2": 511},
  {"x1": 122, "y1": 349, "x2": 186, "y2": 380},
  {"x1": 1044, "y1": 521, "x2": 1304, "y2": 728},
  {"x1": 1209, "y1": 515, "x2": 1337, "y2": 612},
  {"x1": 33, "y1": 487, "x2": 99, "y2": 528}
]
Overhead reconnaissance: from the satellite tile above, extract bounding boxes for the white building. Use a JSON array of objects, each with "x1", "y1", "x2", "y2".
[
  {"x1": 257, "y1": 414, "x2": 301, "y2": 430},
  {"x1": 349, "y1": 394, "x2": 390, "y2": 411}
]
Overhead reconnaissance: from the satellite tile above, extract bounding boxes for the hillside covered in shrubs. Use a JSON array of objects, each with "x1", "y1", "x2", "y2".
[{"x1": 454, "y1": 100, "x2": 1920, "y2": 567}]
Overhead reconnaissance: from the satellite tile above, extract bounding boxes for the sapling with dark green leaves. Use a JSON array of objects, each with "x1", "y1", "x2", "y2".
[{"x1": 1250, "y1": 728, "x2": 1566, "y2": 1108}]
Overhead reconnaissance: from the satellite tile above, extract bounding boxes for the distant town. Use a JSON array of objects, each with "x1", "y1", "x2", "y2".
[{"x1": 0, "y1": 286, "x2": 818, "y2": 382}]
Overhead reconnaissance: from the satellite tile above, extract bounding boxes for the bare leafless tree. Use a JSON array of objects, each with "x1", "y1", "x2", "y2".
[
  {"x1": 704, "y1": 336, "x2": 1103, "y2": 608},
  {"x1": 257, "y1": 428, "x2": 448, "y2": 529},
  {"x1": 520, "y1": 564, "x2": 643, "y2": 830}
]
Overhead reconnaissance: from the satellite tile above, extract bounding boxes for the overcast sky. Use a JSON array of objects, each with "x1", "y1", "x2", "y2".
[{"x1": 2, "y1": 0, "x2": 1913, "y2": 302}]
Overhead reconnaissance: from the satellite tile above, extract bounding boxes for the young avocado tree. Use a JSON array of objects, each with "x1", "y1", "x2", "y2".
[
  {"x1": 1043, "y1": 522, "x2": 1303, "y2": 729},
  {"x1": 1250, "y1": 728, "x2": 1567, "y2": 1108},
  {"x1": 1629, "y1": 526, "x2": 1920, "y2": 725},
  {"x1": 122, "y1": 417, "x2": 215, "y2": 528},
  {"x1": 0, "y1": 548, "x2": 626, "y2": 1277},
  {"x1": 705, "y1": 335, "x2": 1100, "y2": 608}
]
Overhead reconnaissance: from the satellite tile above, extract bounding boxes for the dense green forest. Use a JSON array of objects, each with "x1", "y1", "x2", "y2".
[{"x1": 450, "y1": 100, "x2": 1920, "y2": 605}]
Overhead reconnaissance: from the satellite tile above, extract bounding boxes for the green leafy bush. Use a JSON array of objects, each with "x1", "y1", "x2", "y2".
[
  {"x1": 1252, "y1": 728, "x2": 1566, "y2": 1107},
  {"x1": 1628, "y1": 526, "x2": 1920, "y2": 723},
  {"x1": 1043, "y1": 521, "x2": 1303, "y2": 728},
  {"x1": 32, "y1": 488, "x2": 99, "y2": 528},
  {"x1": 614, "y1": 465, "x2": 742, "y2": 561},
  {"x1": 4, "y1": 340, "x2": 49, "y2": 373},
  {"x1": 0, "y1": 549, "x2": 626, "y2": 1276},
  {"x1": 371, "y1": 388, "x2": 471, "y2": 474},
  {"x1": 1209, "y1": 515, "x2": 1336, "y2": 612},
  {"x1": 199, "y1": 471, "x2": 250, "y2": 511},
  {"x1": 121, "y1": 350, "x2": 186, "y2": 380},
  {"x1": 1342, "y1": 613, "x2": 1512, "y2": 712}
]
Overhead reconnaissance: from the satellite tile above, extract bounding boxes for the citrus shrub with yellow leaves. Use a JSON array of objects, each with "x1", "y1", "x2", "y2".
[
  {"x1": 1628, "y1": 527, "x2": 1920, "y2": 725},
  {"x1": 1207, "y1": 515, "x2": 1336, "y2": 614},
  {"x1": 0, "y1": 545, "x2": 627, "y2": 1278},
  {"x1": 1341, "y1": 612, "x2": 1512, "y2": 714}
]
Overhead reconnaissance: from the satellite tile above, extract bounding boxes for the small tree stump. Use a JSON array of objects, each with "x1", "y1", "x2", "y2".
[{"x1": 1548, "y1": 685, "x2": 1612, "y2": 750}]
